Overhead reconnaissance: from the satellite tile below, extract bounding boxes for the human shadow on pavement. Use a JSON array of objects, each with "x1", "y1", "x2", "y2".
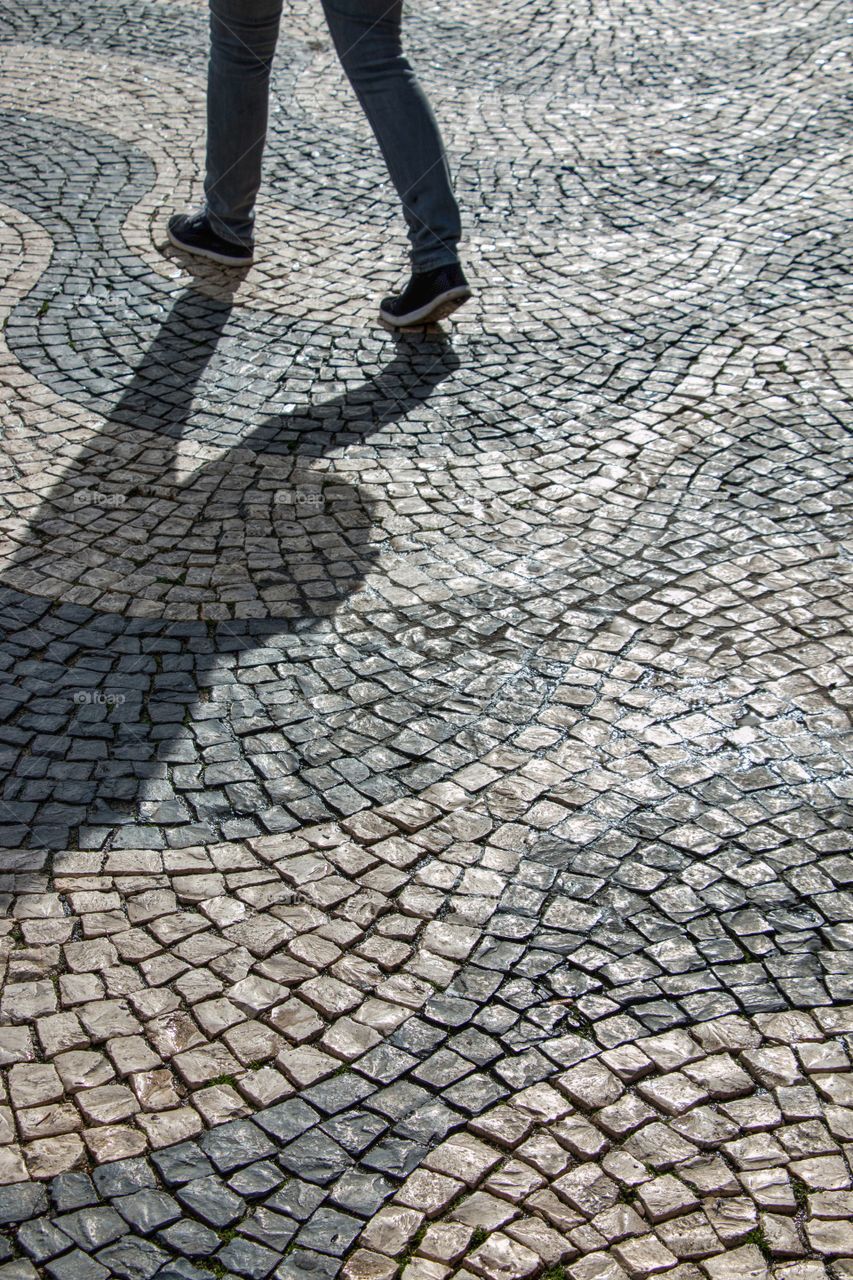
[{"x1": 0, "y1": 285, "x2": 460, "y2": 851}]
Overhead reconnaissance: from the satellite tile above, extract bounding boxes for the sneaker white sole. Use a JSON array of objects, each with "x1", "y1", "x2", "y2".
[
  {"x1": 379, "y1": 286, "x2": 471, "y2": 328},
  {"x1": 167, "y1": 226, "x2": 254, "y2": 267}
]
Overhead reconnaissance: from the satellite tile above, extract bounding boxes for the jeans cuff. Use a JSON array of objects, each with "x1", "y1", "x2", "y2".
[
  {"x1": 412, "y1": 251, "x2": 460, "y2": 272},
  {"x1": 205, "y1": 206, "x2": 255, "y2": 249}
]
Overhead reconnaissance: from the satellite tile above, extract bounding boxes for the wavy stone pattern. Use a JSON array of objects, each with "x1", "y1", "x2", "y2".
[{"x1": 0, "y1": 0, "x2": 851, "y2": 1276}]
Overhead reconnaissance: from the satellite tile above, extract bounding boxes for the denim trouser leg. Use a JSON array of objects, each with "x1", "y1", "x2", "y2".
[
  {"x1": 204, "y1": 0, "x2": 282, "y2": 247},
  {"x1": 320, "y1": 0, "x2": 461, "y2": 269},
  {"x1": 203, "y1": 0, "x2": 462, "y2": 268}
]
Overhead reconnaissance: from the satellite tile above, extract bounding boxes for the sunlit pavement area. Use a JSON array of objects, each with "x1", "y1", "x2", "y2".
[{"x1": 0, "y1": 0, "x2": 852, "y2": 1276}]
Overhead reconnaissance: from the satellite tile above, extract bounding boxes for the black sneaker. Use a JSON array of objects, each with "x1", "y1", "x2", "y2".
[
  {"x1": 380, "y1": 264, "x2": 471, "y2": 327},
  {"x1": 167, "y1": 212, "x2": 254, "y2": 267}
]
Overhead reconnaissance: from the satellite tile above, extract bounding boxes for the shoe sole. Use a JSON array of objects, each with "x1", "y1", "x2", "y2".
[
  {"x1": 167, "y1": 226, "x2": 254, "y2": 267},
  {"x1": 379, "y1": 286, "x2": 471, "y2": 328}
]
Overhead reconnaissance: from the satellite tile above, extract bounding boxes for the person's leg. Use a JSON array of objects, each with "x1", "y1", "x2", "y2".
[
  {"x1": 203, "y1": 0, "x2": 284, "y2": 247},
  {"x1": 320, "y1": 0, "x2": 462, "y2": 272}
]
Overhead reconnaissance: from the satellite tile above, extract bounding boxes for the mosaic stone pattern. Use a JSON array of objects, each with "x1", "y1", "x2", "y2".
[{"x1": 0, "y1": 0, "x2": 851, "y2": 1275}]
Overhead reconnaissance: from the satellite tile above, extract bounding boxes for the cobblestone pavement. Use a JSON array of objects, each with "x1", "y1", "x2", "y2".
[{"x1": 0, "y1": 0, "x2": 852, "y2": 1275}]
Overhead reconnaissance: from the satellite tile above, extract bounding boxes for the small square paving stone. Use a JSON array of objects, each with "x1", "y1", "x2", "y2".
[
  {"x1": 228, "y1": 1160, "x2": 286, "y2": 1200},
  {"x1": 469, "y1": 1106, "x2": 534, "y2": 1150},
  {"x1": 780, "y1": 1118, "x2": 840, "y2": 1157},
  {"x1": 720, "y1": 1097, "x2": 782, "y2": 1134},
  {"x1": 273, "y1": 1248, "x2": 341, "y2": 1280},
  {"x1": 788, "y1": 1155, "x2": 851, "y2": 1190},
  {"x1": 555, "y1": 1165, "x2": 621, "y2": 1216},
  {"x1": 702, "y1": 1243, "x2": 769, "y2": 1278},
  {"x1": 328, "y1": 1170, "x2": 393, "y2": 1219},
  {"x1": 568, "y1": 1255, "x2": 631, "y2": 1280},
  {"x1": 483, "y1": 1160, "x2": 545, "y2": 1204},
  {"x1": 612, "y1": 1233, "x2": 678, "y2": 1275},
  {"x1": 16, "y1": 1216, "x2": 74, "y2": 1264},
  {"x1": 8, "y1": 1064, "x2": 63, "y2": 1109},
  {"x1": 512, "y1": 1136, "x2": 571, "y2": 1172},
  {"x1": 595, "y1": 1094, "x2": 658, "y2": 1139},
  {"x1": 761, "y1": 1211, "x2": 805, "y2": 1258},
  {"x1": 683, "y1": 1054, "x2": 754, "y2": 1100},
  {"x1": 637, "y1": 1072, "x2": 707, "y2": 1115},
  {"x1": 297, "y1": 1208, "x2": 363, "y2": 1255},
  {"x1": 777, "y1": 1087, "x2": 824, "y2": 1122},
  {"x1": 154, "y1": 1263, "x2": 208, "y2": 1280},
  {"x1": 442, "y1": 1075, "x2": 509, "y2": 1116},
  {"x1": 505, "y1": 1216, "x2": 573, "y2": 1266},
  {"x1": 360, "y1": 1137, "x2": 427, "y2": 1179},
  {"x1": 396, "y1": 1168, "x2": 465, "y2": 1216},
  {"x1": 448, "y1": 1192, "x2": 520, "y2": 1231},
  {"x1": 51, "y1": 1174, "x2": 98, "y2": 1212},
  {"x1": 55, "y1": 1052, "x2": 113, "y2": 1094},
  {"x1": 422, "y1": 1134, "x2": 501, "y2": 1186},
  {"x1": 240, "y1": 1207, "x2": 300, "y2": 1252},
  {"x1": 494, "y1": 1051, "x2": 555, "y2": 1090},
  {"x1": 624, "y1": 1122, "x2": 698, "y2": 1170},
  {"x1": 199, "y1": 1120, "x2": 276, "y2": 1172},
  {"x1": 94, "y1": 1236, "x2": 168, "y2": 1279},
  {"x1": 551, "y1": 1114, "x2": 609, "y2": 1161},
  {"x1": 395, "y1": 1102, "x2": 458, "y2": 1147},
  {"x1": 677, "y1": 1156, "x2": 739, "y2": 1199},
  {"x1": 136, "y1": 1105, "x2": 203, "y2": 1149},
  {"x1": 83, "y1": 1127, "x2": 146, "y2": 1169},
  {"x1": 279, "y1": 1047, "x2": 340, "y2": 1088},
  {"x1": 238, "y1": 1067, "x2": 293, "y2": 1109},
  {"x1": 255, "y1": 1100, "x2": 320, "y2": 1145},
  {"x1": 264, "y1": 1177, "x2": 327, "y2": 1223},
  {"x1": 93, "y1": 1157, "x2": 156, "y2": 1199},
  {"x1": 303, "y1": 1076, "x2": 376, "y2": 1118},
  {"x1": 44, "y1": 1250, "x2": 109, "y2": 1280},
  {"x1": 740, "y1": 1168, "x2": 797, "y2": 1213},
  {"x1": 113, "y1": 1189, "x2": 181, "y2": 1233},
  {"x1": 808, "y1": 1189, "x2": 853, "y2": 1217},
  {"x1": 18, "y1": 1102, "x2": 81, "y2": 1143},
  {"x1": 150, "y1": 1142, "x2": 214, "y2": 1186},
  {"x1": 418, "y1": 1223, "x2": 474, "y2": 1264},
  {"x1": 0, "y1": 1029, "x2": 35, "y2": 1066},
  {"x1": 25, "y1": 1133, "x2": 87, "y2": 1181},
  {"x1": 589, "y1": 1202, "x2": 645, "y2": 1245},
  {"x1": 55, "y1": 1206, "x2": 129, "y2": 1251},
  {"x1": 176, "y1": 1175, "x2": 246, "y2": 1228},
  {"x1": 560, "y1": 1061, "x2": 625, "y2": 1109},
  {"x1": 0, "y1": 1265, "x2": 37, "y2": 1280},
  {"x1": 466, "y1": 1228, "x2": 537, "y2": 1280},
  {"x1": 411, "y1": 1050, "x2": 473, "y2": 1090},
  {"x1": 217, "y1": 1237, "x2": 282, "y2": 1279},
  {"x1": 805, "y1": 1218, "x2": 853, "y2": 1255},
  {"x1": 637, "y1": 1174, "x2": 699, "y2": 1222},
  {"x1": 157, "y1": 1218, "x2": 220, "y2": 1257},
  {"x1": 341, "y1": 1250, "x2": 397, "y2": 1280},
  {"x1": 399, "y1": 1261, "x2": 451, "y2": 1280},
  {"x1": 741, "y1": 1048, "x2": 803, "y2": 1089},
  {"x1": 705, "y1": 1196, "x2": 758, "y2": 1245},
  {"x1": 319, "y1": 1113, "x2": 387, "y2": 1157},
  {"x1": 656, "y1": 1211, "x2": 722, "y2": 1261},
  {"x1": 279, "y1": 1131, "x2": 352, "y2": 1184},
  {"x1": 0, "y1": 1183, "x2": 48, "y2": 1225},
  {"x1": 360, "y1": 1205, "x2": 424, "y2": 1255}
]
